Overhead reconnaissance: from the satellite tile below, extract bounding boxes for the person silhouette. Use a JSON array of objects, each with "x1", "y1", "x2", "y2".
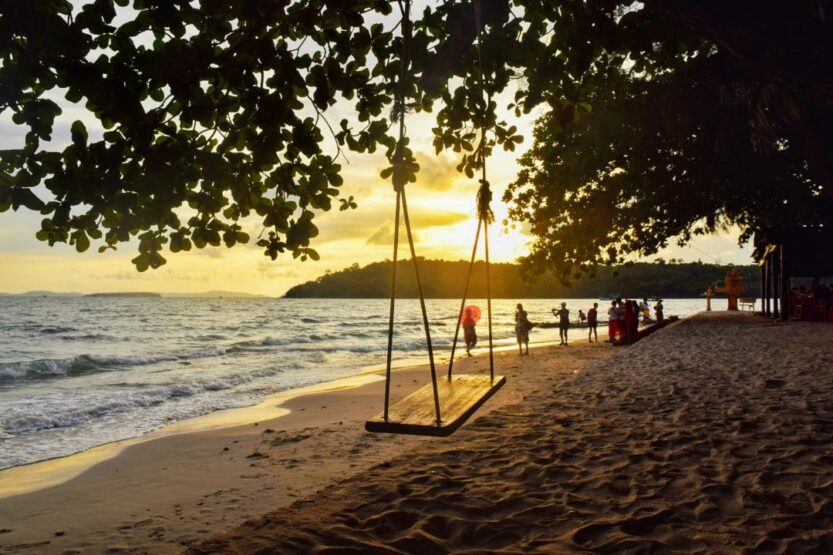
[
  {"x1": 462, "y1": 307, "x2": 478, "y2": 356},
  {"x1": 587, "y1": 302, "x2": 599, "y2": 343},
  {"x1": 515, "y1": 303, "x2": 531, "y2": 355},
  {"x1": 554, "y1": 302, "x2": 570, "y2": 345}
]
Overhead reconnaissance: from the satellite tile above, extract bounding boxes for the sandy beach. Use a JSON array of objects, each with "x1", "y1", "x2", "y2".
[
  {"x1": 4, "y1": 313, "x2": 833, "y2": 553},
  {"x1": 4, "y1": 2, "x2": 830, "y2": 553},
  {"x1": 0, "y1": 334, "x2": 609, "y2": 554},
  {"x1": 181, "y1": 312, "x2": 833, "y2": 554}
]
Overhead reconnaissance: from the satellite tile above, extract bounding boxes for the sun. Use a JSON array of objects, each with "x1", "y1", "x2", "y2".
[{"x1": 407, "y1": 192, "x2": 532, "y2": 262}]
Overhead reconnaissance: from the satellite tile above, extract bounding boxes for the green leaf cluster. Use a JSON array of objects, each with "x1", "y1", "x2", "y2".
[
  {"x1": 0, "y1": 0, "x2": 399, "y2": 270},
  {"x1": 493, "y1": 1, "x2": 833, "y2": 281}
]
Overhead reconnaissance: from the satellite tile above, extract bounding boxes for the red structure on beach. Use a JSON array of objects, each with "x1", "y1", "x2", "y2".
[
  {"x1": 755, "y1": 227, "x2": 833, "y2": 322},
  {"x1": 712, "y1": 269, "x2": 745, "y2": 311}
]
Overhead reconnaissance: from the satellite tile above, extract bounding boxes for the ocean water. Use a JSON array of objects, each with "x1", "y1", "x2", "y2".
[{"x1": 0, "y1": 297, "x2": 712, "y2": 469}]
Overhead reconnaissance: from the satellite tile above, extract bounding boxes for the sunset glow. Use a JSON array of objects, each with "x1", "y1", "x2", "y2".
[
  {"x1": 0, "y1": 26, "x2": 751, "y2": 297},
  {"x1": 0, "y1": 120, "x2": 752, "y2": 297}
]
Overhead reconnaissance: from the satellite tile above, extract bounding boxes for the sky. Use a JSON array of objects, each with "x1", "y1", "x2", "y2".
[{"x1": 0, "y1": 5, "x2": 754, "y2": 296}]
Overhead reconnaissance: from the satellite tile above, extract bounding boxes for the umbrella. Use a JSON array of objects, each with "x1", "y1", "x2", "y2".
[{"x1": 461, "y1": 305, "x2": 481, "y2": 324}]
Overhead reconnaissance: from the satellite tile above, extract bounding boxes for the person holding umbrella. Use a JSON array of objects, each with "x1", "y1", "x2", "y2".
[{"x1": 461, "y1": 305, "x2": 480, "y2": 356}]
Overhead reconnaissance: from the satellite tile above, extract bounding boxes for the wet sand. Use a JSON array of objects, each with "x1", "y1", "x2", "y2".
[
  {"x1": 0, "y1": 334, "x2": 607, "y2": 554},
  {"x1": 187, "y1": 313, "x2": 833, "y2": 553}
]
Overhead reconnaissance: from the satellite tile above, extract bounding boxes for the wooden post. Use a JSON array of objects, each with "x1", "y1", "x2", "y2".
[
  {"x1": 771, "y1": 251, "x2": 779, "y2": 320},
  {"x1": 780, "y1": 246, "x2": 789, "y2": 322},
  {"x1": 760, "y1": 262, "x2": 766, "y2": 315},
  {"x1": 763, "y1": 258, "x2": 770, "y2": 316}
]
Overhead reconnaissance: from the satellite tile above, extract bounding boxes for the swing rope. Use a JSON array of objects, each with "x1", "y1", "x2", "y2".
[
  {"x1": 448, "y1": 0, "x2": 495, "y2": 383},
  {"x1": 447, "y1": 216, "x2": 482, "y2": 378},
  {"x1": 383, "y1": 0, "x2": 442, "y2": 425}
]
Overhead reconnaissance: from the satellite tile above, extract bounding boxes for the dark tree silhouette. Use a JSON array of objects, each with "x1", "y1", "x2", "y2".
[
  {"x1": 283, "y1": 258, "x2": 761, "y2": 299},
  {"x1": 1, "y1": 1, "x2": 830, "y2": 275},
  {"x1": 501, "y1": 0, "x2": 833, "y2": 279}
]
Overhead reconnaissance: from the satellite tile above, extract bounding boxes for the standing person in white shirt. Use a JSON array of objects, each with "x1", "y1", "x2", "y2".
[
  {"x1": 639, "y1": 297, "x2": 651, "y2": 323},
  {"x1": 607, "y1": 300, "x2": 618, "y2": 342}
]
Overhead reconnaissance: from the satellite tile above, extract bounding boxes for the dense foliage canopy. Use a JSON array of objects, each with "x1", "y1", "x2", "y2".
[
  {"x1": 1, "y1": 0, "x2": 830, "y2": 275},
  {"x1": 506, "y1": 0, "x2": 833, "y2": 279}
]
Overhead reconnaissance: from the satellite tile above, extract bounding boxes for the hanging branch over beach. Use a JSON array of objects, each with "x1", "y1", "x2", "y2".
[
  {"x1": 500, "y1": 0, "x2": 833, "y2": 281},
  {"x1": 0, "y1": 1, "x2": 404, "y2": 270},
  {"x1": 1, "y1": 0, "x2": 831, "y2": 277}
]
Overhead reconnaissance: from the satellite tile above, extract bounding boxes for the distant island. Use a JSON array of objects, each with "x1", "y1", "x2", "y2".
[
  {"x1": 284, "y1": 259, "x2": 761, "y2": 299},
  {"x1": 0, "y1": 290, "x2": 271, "y2": 298},
  {"x1": 0, "y1": 291, "x2": 84, "y2": 297}
]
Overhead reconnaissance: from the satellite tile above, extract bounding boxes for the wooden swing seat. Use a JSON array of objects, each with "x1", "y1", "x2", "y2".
[{"x1": 365, "y1": 373, "x2": 506, "y2": 437}]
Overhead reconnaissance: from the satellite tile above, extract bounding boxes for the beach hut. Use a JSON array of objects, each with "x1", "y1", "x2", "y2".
[{"x1": 754, "y1": 227, "x2": 833, "y2": 321}]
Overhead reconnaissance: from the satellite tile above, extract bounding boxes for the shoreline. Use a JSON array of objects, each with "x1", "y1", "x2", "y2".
[
  {"x1": 0, "y1": 372, "x2": 381, "y2": 500},
  {"x1": 0, "y1": 328, "x2": 583, "y2": 498},
  {"x1": 0, "y1": 332, "x2": 613, "y2": 554},
  {"x1": 0, "y1": 299, "x2": 688, "y2": 484}
]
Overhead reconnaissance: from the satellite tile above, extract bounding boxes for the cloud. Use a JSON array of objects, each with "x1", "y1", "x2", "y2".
[
  {"x1": 256, "y1": 260, "x2": 301, "y2": 279},
  {"x1": 103, "y1": 271, "x2": 142, "y2": 281},
  {"x1": 313, "y1": 196, "x2": 468, "y2": 246},
  {"x1": 195, "y1": 246, "x2": 226, "y2": 259},
  {"x1": 365, "y1": 220, "x2": 429, "y2": 246},
  {"x1": 100, "y1": 267, "x2": 207, "y2": 282},
  {"x1": 365, "y1": 222, "x2": 394, "y2": 245},
  {"x1": 414, "y1": 151, "x2": 462, "y2": 191},
  {"x1": 412, "y1": 210, "x2": 468, "y2": 228},
  {"x1": 364, "y1": 210, "x2": 466, "y2": 246}
]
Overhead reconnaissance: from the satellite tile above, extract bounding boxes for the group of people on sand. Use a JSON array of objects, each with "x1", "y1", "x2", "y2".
[
  {"x1": 607, "y1": 298, "x2": 664, "y2": 343},
  {"x1": 515, "y1": 301, "x2": 584, "y2": 354},
  {"x1": 464, "y1": 302, "x2": 543, "y2": 357},
  {"x1": 462, "y1": 298, "x2": 665, "y2": 358},
  {"x1": 790, "y1": 279, "x2": 833, "y2": 321}
]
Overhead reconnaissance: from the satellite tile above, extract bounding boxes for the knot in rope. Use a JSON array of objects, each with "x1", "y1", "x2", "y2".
[
  {"x1": 476, "y1": 178, "x2": 494, "y2": 224},
  {"x1": 392, "y1": 161, "x2": 407, "y2": 192}
]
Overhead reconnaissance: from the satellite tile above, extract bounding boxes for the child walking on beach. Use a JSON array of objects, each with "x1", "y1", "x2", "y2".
[
  {"x1": 515, "y1": 303, "x2": 531, "y2": 355},
  {"x1": 461, "y1": 307, "x2": 478, "y2": 356}
]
